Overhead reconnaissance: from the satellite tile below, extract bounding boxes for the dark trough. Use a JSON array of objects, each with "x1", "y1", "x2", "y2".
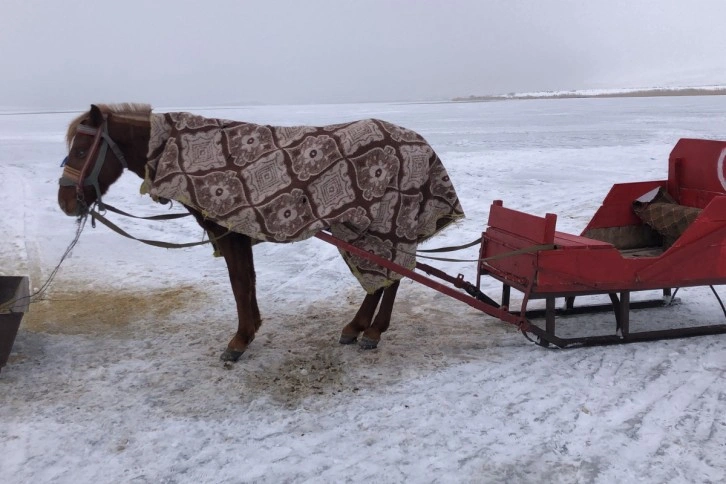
[{"x1": 0, "y1": 276, "x2": 29, "y2": 372}]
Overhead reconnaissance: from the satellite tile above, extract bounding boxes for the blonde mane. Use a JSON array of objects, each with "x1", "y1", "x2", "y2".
[{"x1": 66, "y1": 103, "x2": 152, "y2": 147}]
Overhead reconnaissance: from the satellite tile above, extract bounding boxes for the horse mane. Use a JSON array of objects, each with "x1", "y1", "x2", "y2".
[{"x1": 66, "y1": 103, "x2": 153, "y2": 147}]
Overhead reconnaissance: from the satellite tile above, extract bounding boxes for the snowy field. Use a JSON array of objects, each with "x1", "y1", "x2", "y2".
[{"x1": 2, "y1": 96, "x2": 726, "y2": 483}]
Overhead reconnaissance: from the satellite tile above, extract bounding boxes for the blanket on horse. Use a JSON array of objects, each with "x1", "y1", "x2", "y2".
[{"x1": 142, "y1": 112, "x2": 464, "y2": 292}]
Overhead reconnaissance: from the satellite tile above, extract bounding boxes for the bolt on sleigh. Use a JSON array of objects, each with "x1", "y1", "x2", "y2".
[{"x1": 475, "y1": 138, "x2": 726, "y2": 346}]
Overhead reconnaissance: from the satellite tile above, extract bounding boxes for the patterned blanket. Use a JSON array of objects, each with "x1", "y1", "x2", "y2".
[{"x1": 142, "y1": 112, "x2": 464, "y2": 292}]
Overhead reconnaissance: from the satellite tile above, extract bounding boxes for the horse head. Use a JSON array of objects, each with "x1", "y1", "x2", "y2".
[{"x1": 58, "y1": 103, "x2": 151, "y2": 216}]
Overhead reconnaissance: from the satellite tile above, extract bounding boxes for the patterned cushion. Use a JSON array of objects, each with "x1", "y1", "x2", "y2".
[{"x1": 632, "y1": 188, "x2": 701, "y2": 247}]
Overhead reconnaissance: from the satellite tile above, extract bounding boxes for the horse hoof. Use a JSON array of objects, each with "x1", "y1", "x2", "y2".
[
  {"x1": 220, "y1": 348, "x2": 244, "y2": 362},
  {"x1": 339, "y1": 333, "x2": 358, "y2": 345},
  {"x1": 358, "y1": 336, "x2": 379, "y2": 350}
]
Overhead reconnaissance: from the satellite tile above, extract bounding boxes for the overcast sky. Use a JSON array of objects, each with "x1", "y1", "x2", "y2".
[{"x1": 2, "y1": 0, "x2": 726, "y2": 109}]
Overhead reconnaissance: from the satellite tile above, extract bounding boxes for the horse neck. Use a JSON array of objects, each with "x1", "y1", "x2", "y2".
[{"x1": 107, "y1": 114, "x2": 151, "y2": 179}]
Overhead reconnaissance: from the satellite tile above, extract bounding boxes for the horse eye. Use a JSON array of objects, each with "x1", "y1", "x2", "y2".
[{"x1": 76, "y1": 149, "x2": 86, "y2": 158}]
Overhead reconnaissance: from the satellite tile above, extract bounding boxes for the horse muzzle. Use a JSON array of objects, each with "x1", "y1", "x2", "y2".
[{"x1": 57, "y1": 185, "x2": 90, "y2": 216}]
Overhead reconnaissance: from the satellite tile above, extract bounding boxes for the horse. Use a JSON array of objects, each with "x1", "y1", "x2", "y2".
[{"x1": 58, "y1": 104, "x2": 464, "y2": 361}]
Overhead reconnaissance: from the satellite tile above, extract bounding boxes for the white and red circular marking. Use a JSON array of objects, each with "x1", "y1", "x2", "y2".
[{"x1": 718, "y1": 147, "x2": 726, "y2": 192}]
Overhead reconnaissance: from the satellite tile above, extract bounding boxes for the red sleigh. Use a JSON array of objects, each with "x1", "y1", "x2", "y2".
[{"x1": 321, "y1": 138, "x2": 726, "y2": 346}]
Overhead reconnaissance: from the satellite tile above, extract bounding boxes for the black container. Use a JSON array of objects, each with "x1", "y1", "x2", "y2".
[{"x1": 0, "y1": 276, "x2": 29, "y2": 372}]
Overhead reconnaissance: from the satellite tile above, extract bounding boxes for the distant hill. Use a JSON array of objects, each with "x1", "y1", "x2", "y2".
[{"x1": 453, "y1": 86, "x2": 726, "y2": 102}]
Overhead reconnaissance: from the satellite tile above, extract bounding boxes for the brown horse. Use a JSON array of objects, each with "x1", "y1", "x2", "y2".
[{"x1": 58, "y1": 104, "x2": 464, "y2": 361}]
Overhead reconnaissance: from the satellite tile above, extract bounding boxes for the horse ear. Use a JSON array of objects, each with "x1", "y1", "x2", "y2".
[{"x1": 89, "y1": 104, "x2": 104, "y2": 126}]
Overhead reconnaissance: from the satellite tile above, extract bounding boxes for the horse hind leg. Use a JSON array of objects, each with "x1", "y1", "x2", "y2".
[
  {"x1": 359, "y1": 281, "x2": 400, "y2": 350},
  {"x1": 339, "y1": 288, "x2": 383, "y2": 345}
]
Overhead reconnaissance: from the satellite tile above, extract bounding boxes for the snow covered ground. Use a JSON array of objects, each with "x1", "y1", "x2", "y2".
[{"x1": 2, "y1": 96, "x2": 726, "y2": 483}]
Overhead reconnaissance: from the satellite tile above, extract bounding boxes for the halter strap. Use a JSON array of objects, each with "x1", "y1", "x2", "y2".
[
  {"x1": 76, "y1": 124, "x2": 98, "y2": 135},
  {"x1": 76, "y1": 123, "x2": 128, "y2": 169}
]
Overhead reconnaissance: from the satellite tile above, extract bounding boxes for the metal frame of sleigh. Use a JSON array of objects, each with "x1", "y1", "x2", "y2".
[{"x1": 321, "y1": 138, "x2": 726, "y2": 347}]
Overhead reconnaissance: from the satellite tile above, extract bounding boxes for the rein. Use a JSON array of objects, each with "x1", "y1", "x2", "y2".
[
  {"x1": 0, "y1": 216, "x2": 88, "y2": 312},
  {"x1": 356, "y1": 231, "x2": 556, "y2": 264},
  {"x1": 94, "y1": 204, "x2": 554, "y2": 262},
  {"x1": 340, "y1": 223, "x2": 557, "y2": 263},
  {"x1": 102, "y1": 202, "x2": 192, "y2": 221},
  {"x1": 411, "y1": 242, "x2": 556, "y2": 263},
  {"x1": 88, "y1": 206, "x2": 217, "y2": 249}
]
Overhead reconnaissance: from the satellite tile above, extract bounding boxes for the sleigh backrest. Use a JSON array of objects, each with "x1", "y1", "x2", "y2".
[
  {"x1": 668, "y1": 138, "x2": 726, "y2": 209},
  {"x1": 583, "y1": 138, "x2": 726, "y2": 235}
]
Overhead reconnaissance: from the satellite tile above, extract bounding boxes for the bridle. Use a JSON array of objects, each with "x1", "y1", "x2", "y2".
[
  {"x1": 59, "y1": 116, "x2": 127, "y2": 212},
  {"x1": 57, "y1": 112, "x2": 219, "y2": 249}
]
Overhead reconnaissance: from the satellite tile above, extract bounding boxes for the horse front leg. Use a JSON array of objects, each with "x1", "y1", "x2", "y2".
[
  {"x1": 215, "y1": 232, "x2": 260, "y2": 361},
  {"x1": 360, "y1": 281, "x2": 400, "y2": 349}
]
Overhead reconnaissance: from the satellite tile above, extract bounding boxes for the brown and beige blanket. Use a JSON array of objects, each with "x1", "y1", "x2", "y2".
[{"x1": 142, "y1": 112, "x2": 464, "y2": 292}]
